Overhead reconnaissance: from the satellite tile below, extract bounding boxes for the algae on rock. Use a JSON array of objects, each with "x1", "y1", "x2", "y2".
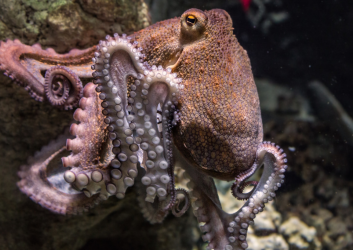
[{"x1": 0, "y1": 0, "x2": 150, "y2": 52}]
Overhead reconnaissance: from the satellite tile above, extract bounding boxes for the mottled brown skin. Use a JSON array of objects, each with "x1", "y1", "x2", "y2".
[{"x1": 131, "y1": 9, "x2": 263, "y2": 180}]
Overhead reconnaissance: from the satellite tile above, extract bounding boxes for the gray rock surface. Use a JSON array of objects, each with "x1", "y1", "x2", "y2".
[
  {"x1": 0, "y1": 0, "x2": 150, "y2": 52},
  {"x1": 279, "y1": 217, "x2": 320, "y2": 250}
]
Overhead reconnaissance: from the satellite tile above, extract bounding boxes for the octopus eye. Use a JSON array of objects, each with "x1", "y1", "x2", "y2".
[
  {"x1": 180, "y1": 9, "x2": 208, "y2": 42},
  {"x1": 186, "y1": 15, "x2": 197, "y2": 26}
]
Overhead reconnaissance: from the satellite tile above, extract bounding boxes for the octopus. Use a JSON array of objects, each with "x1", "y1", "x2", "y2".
[{"x1": 0, "y1": 8, "x2": 287, "y2": 250}]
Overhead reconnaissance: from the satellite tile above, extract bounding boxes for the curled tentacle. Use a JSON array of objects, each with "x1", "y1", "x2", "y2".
[
  {"x1": 231, "y1": 180, "x2": 258, "y2": 201},
  {"x1": 45, "y1": 74, "x2": 70, "y2": 106},
  {"x1": 0, "y1": 39, "x2": 94, "y2": 102},
  {"x1": 92, "y1": 34, "x2": 183, "y2": 202},
  {"x1": 227, "y1": 141, "x2": 287, "y2": 250},
  {"x1": 174, "y1": 141, "x2": 287, "y2": 250},
  {"x1": 44, "y1": 66, "x2": 83, "y2": 109},
  {"x1": 171, "y1": 188, "x2": 190, "y2": 217},
  {"x1": 17, "y1": 132, "x2": 101, "y2": 215}
]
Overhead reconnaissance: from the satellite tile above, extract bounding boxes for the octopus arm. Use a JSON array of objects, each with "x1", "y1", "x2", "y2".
[
  {"x1": 136, "y1": 167, "x2": 169, "y2": 224},
  {"x1": 14, "y1": 34, "x2": 186, "y2": 219},
  {"x1": 91, "y1": 34, "x2": 184, "y2": 205},
  {"x1": 0, "y1": 39, "x2": 94, "y2": 106},
  {"x1": 17, "y1": 132, "x2": 100, "y2": 215},
  {"x1": 174, "y1": 141, "x2": 287, "y2": 250}
]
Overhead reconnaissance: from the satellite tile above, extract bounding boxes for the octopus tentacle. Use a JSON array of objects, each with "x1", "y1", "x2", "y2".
[
  {"x1": 227, "y1": 141, "x2": 287, "y2": 250},
  {"x1": 62, "y1": 82, "x2": 117, "y2": 200},
  {"x1": 92, "y1": 34, "x2": 143, "y2": 199},
  {"x1": 161, "y1": 107, "x2": 178, "y2": 211},
  {"x1": 0, "y1": 39, "x2": 94, "y2": 103},
  {"x1": 231, "y1": 181, "x2": 258, "y2": 201},
  {"x1": 171, "y1": 188, "x2": 190, "y2": 217},
  {"x1": 136, "y1": 167, "x2": 169, "y2": 224},
  {"x1": 174, "y1": 141, "x2": 287, "y2": 250},
  {"x1": 229, "y1": 145, "x2": 269, "y2": 201},
  {"x1": 44, "y1": 66, "x2": 83, "y2": 109},
  {"x1": 174, "y1": 146, "x2": 230, "y2": 249},
  {"x1": 184, "y1": 170, "x2": 228, "y2": 249},
  {"x1": 17, "y1": 132, "x2": 100, "y2": 215},
  {"x1": 92, "y1": 34, "x2": 183, "y2": 202},
  {"x1": 133, "y1": 73, "x2": 180, "y2": 203},
  {"x1": 234, "y1": 162, "x2": 259, "y2": 184}
]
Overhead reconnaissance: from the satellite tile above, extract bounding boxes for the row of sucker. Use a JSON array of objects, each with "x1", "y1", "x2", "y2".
[
  {"x1": 93, "y1": 34, "x2": 141, "y2": 199},
  {"x1": 17, "y1": 132, "x2": 100, "y2": 215},
  {"x1": 61, "y1": 82, "x2": 117, "y2": 202},
  {"x1": 182, "y1": 171, "x2": 226, "y2": 250},
  {"x1": 226, "y1": 141, "x2": 287, "y2": 250},
  {"x1": 181, "y1": 169, "x2": 231, "y2": 250},
  {"x1": 161, "y1": 104, "x2": 181, "y2": 210},
  {"x1": 136, "y1": 168, "x2": 169, "y2": 224},
  {"x1": 91, "y1": 34, "x2": 184, "y2": 202}
]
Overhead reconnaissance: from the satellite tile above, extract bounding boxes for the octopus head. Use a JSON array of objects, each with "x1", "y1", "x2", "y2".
[
  {"x1": 129, "y1": 9, "x2": 262, "y2": 180},
  {"x1": 174, "y1": 9, "x2": 262, "y2": 181}
]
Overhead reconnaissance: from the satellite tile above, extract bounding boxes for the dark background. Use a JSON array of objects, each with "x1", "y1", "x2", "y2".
[{"x1": 148, "y1": 0, "x2": 353, "y2": 114}]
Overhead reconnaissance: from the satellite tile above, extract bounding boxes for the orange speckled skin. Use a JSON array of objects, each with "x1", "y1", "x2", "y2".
[{"x1": 131, "y1": 9, "x2": 263, "y2": 181}]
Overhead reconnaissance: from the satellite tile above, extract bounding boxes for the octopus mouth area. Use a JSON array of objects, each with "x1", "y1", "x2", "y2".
[{"x1": 45, "y1": 148, "x2": 82, "y2": 195}]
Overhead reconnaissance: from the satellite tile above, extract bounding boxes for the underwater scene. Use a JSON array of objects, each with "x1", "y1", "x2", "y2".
[{"x1": 0, "y1": 0, "x2": 351, "y2": 250}]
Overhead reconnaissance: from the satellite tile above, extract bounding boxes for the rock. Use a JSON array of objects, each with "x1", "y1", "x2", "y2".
[
  {"x1": 308, "y1": 81, "x2": 353, "y2": 147},
  {"x1": 328, "y1": 188, "x2": 350, "y2": 208},
  {"x1": 0, "y1": 0, "x2": 150, "y2": 52},
  {"x1": 327, "y1": 217, "x2": 347, "y2": 238},
  {"x1": 255, "y1": 78, "x2": 314, "y2": 123},
  {"x1": 323, "y1": 231, "x2": 353, "y2": 250},
  {"x1": 279, "y1": 217, "x2": 321, "y2": 250},
  {"x1": 252, "y1": 201, "x2": 282, "y2": 234},
  {"x1": 307, "y1": 208, "x2": 333, "y2": 235},
  {"x1": 247, "y1": 234, "x2": 289, "y2": 250}
]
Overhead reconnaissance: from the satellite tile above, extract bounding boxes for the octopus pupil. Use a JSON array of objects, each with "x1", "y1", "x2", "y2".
[{"x1": 186, "y1": 16, "x2": 196, "y2": 25}]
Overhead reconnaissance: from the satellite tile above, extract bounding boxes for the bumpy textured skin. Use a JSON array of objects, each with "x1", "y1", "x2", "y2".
[
  {"x1": 17, "y1": 132, "x2": 100, "y2": 215},
  {"x1": 0, "y1": 8, "x2": 287, "y2": 250},
  {"x1": 132, "y1": 9, "x2": 262, "y2": 179}
]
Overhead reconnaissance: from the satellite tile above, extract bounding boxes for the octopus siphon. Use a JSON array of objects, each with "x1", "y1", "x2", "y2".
[{"x1": 0, "y1": 8, "x2": 287, "y2": 250}]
